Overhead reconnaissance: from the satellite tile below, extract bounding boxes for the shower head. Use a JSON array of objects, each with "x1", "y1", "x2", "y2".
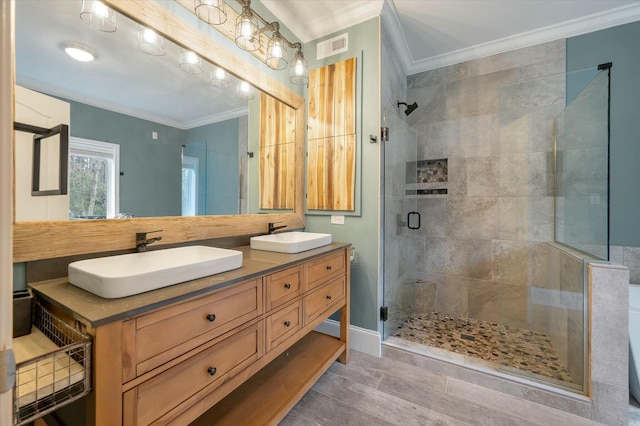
[{"x1": 397, "y1": 101, "x2": 418, "y2": 116}]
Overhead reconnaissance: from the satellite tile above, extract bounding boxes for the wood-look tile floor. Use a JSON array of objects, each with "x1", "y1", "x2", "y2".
[{"x1": 280, "y1": 350, "x2": 600, "y2": 426}]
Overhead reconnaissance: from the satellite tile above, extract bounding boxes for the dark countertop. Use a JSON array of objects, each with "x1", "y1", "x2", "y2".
[{"x1": 29, "y1": 243, "x2": 350, "y2": 328}]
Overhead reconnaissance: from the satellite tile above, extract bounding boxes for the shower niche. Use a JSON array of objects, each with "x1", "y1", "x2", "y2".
[{"x1": 406, "y1": 158, "x2": 448, "y2": 196}]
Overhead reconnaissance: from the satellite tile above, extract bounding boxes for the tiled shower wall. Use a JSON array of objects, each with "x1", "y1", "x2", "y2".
[
  {"x1": 405, "y1": 40, "x2": 566, "y2": 330},
  {"x1": 538, "y1": 242, "x2": 586, "y2": 388}
]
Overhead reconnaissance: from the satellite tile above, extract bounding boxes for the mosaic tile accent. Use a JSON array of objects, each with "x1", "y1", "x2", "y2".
[
  {"x1": 393, "y1": 312, "x2": 574, "y2": 384},
  {"x1": 407, "y1": 159, "x2": 448, "y2": 184}
]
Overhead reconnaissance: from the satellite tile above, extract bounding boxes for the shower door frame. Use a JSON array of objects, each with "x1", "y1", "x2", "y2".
[{"x1": 381, "y1": 107, "x2": 418, "y2": 340}]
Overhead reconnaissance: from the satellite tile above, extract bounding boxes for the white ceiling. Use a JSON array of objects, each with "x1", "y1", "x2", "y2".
[
  {"x1": 263, "y1": 0, "x2": 640, "y2": 74},
  {"x1": 15, "y1": 0, "x2": 249, "y2": 130}
]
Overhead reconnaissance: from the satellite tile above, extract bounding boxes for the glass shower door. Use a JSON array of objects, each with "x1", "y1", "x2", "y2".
[
  {"x1": 555, "y1": 69, "x2": 610, "y2": 259},
  {"x1": 382, "y1": 108, "x2": 418, "y2": 339}
]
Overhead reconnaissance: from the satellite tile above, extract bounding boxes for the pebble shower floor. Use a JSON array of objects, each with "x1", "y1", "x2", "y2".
[{"x1": 393, "y1": 313, "x2": 574, "y2": 385}]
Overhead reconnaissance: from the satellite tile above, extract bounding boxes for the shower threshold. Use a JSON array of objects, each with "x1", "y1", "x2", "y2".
[{"x1": 388, "y1": 313, "x2": 581, "y2": 392}]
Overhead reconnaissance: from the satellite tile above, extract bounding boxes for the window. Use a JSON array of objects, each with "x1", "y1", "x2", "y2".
[
  {"x1": 69, "y1": 138, "x2": 119, "y2": 219},
  {"x1": 182, "y1": 156, "x2": 198, "y2": 216}
]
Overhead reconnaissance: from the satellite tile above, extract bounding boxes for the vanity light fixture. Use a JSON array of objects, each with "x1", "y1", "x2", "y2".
[
  {"x1": 194, "y1": 0, "x2": 227, "y2": 25},
  {"x1": 80, "y1": 0, "x2": 117, "y2": 32},
  {"x1": 237, "y1": 81, "x2": 255, "y2": 100},
  {"x1": 62, "y1": 42, "x2": 96, "y2": 62},
  {"x1": 187, "y1": 0, "x2": 308, "y2": 84},
  {"x1": 138, "y1": 25, "x2": 166, "y2": 56},
  {"x1": 235, "y1": 1, "x2": 260, "y2": 52},
  {"x1": 211, "y1": 67, "x2": 231, "y2": 88},
  {"x1": 289, "y1": 44, "x2": 308, "y2": 85},
  {"x1": 179, "y1": 49, "x2": 203, "y2": 74},
  {"x1": 265, "y1": 23, "x2": 288, "y2": 70}
]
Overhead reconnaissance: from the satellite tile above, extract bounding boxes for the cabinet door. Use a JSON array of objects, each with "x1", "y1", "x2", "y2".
[
  {"x1": 126, "y1": 279, "x2": 261, "y2": 378},
  {"x1": 304, "y1": 276, "x2": 346, "y2": 325},
  {"x1": 306, "y1": 251, "x2": 346, "y2": 291},
  {"x1": 265, "y1": 265, "x2": 303, "y2": 311},
  {"x1": 266, "y1": 301, "x2": 302, "y2": 352},
  {"x1": 124, "y1": 323, "x2": 261, "y2": 426}
]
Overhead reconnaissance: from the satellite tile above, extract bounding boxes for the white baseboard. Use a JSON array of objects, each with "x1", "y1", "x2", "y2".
[{"x1": 314, "y1": 319, "x2": 381, "y2": 357}]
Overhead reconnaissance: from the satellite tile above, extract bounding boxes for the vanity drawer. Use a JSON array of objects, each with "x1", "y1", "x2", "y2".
[
  {"x1": 266, "y1": 301, "x2": 302, "y2": 352},
  {"x1": 304, "y1": 276, "x2": 345, "y2": 325},
  {"x1": 265, "y1": 265, "x2": 303, "y2": 311},
  {"x1": 305, "y1": 251, "x2": 345, "y2": 291},
  {"x1": 128, "y1": 279, "x2": 262, "y2": 377},
  {"x1": 125, "y1": 323, "x2": 261, "y2": 426}
]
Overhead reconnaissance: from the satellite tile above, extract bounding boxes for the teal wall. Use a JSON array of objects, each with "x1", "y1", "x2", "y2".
[
  {"x1": 567, "y1": 21, "x2": 640, "y2": 247},
  {"x1": 70, "y1": 100, "x2": 243, "y2": 217},
  {"x1": 185, "y1": 119, "x2": 240, "y2": 215},
  {"x1": 69, "y1": 100, "x2": 183, "y2": 217},
  {"x1": 304, "y1": 18, "x2": 381, "y2": 331}
]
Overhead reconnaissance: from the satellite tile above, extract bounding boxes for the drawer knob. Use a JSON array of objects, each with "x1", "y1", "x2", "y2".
[
  {"x1": 326, "y1": 295, "x2": 332, "y2": 300},
  {"x1": 284, "y1": 321, "x2": 291, "y2": 327},
  {"x1": 326, "y1": 265, "x2": 332, "y2": 271},
  {"x1": 208, "y1": 367, "x2": 217, "y2": 376},
  {"x1": 206, "y1": 314, "x2": 216, "y2": 322},
  {"x1": 284, "y1": 283, "x2": 291, "y2": 289}
]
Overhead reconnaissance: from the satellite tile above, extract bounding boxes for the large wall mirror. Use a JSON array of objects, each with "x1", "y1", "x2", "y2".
[{"x1": 13, "y1": 0, "x2": 305, "y2": 262}]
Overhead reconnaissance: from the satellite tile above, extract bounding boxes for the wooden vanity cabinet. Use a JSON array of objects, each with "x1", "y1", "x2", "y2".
[
  {"x1": 123, "y1": 278, "x2": 262, "y2": 379},
  {"x1": 88, "y1": 247, "x2": 350, "y2": 426}
]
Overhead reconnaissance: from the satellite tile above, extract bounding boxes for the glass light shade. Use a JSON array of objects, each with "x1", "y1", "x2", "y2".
[
  {"x1": 194, "y1": 0, "x2": 227, "y2": 25},
  {"x1": 289, "y1": 51, "x2": 308, "y2": 85},
  {"x1": 234, "y1": 8, "x2": 260, "y2": 52},
  {"x1": 265, "y1": 35, "x2": 288, "y2": 70},
  {"x1": 80, "y1": 0, "x2": 117, "y2": 32},
  {"x1": 138, "y1": 25, "x2": 166, "y2": 56},
  {"x1": 63, "y1": 42, "x2": 96, "y2": 62},
  {"x1": 179, "y1": 49, "x2": 203, "y2": 74},
  {"x1": 210, "y1": 68, "x2": 231, "y2": 89},
  {"x1": 237, "y1": 81, "x2": 255, "y2": 100}
]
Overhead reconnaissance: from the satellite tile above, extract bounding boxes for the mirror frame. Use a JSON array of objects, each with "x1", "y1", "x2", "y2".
[{"x1": 13, "y1": 0, "x2": 305, "y2": 263}]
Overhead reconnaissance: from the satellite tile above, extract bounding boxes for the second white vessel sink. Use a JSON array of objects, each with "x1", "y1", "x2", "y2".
[
  {"x1": 250, "y1": 232, "x2": 332, "y2": 254},
  {"x1": 68, "y1": 246, "x2": 243, "y2": 299}
]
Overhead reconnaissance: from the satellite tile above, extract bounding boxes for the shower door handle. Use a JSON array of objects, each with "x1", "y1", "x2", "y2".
[{"x1": 408, "y1": 211, "x2": 420, "y2": 230}]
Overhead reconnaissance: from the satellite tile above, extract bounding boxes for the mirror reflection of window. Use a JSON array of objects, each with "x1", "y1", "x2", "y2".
[
  {"x1": 69, "y1": 138, "x2": 119, "y2": 219},
  {"x1": 182, "y1": 156, "x2": 199, "y2": 216}
]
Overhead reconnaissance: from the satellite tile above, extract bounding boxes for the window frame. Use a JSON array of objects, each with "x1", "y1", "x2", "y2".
[{"x1": 69, "y1": 137, "x2": 120, "y2": 219}]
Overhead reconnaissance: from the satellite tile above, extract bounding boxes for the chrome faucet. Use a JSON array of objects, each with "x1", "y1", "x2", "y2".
[
  {"x1": 136, "y1": 230, "x2": 163, "y2": 252},
  {"x1": 268, "y1": 222, "x2": 287, "y2": 234}
]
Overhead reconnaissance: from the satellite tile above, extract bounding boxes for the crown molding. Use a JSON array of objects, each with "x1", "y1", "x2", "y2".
[
  {"x1": 405, "y1": 2, "x2": 640, "y2": 75},
  {"x1": 262, "y1": 0, "x2": 383, "y2": 43},
  {"x1": 180, "y1": 106, "x2": 248, "y2": 129},
  {"x1": 380, "y1": 0, "x2": 410, "y2": 76},
  {"x1": 16, "y1": 77, "x2": 247, "y2": 130}
]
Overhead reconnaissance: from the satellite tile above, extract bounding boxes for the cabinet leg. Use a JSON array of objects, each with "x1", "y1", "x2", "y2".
[{"x1": 338, "y1": 304, "x2": 349, "y2": 364}]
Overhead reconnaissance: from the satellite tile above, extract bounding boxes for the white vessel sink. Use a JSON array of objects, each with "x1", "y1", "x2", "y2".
[
  {"x1": 68, "y1": 246, "x2": 243, "y2": 299},
  {"x1": 250, "y1": 232, "x2": 332, "y2": 254}
]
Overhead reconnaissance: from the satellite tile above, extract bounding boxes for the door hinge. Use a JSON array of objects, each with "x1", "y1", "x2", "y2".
[
  {"x1": 380, "y1": 306, "x2": 388, "y2": 322},
  {"x1": 0, "y1": 348, "x2": 16, "y2": 394}
]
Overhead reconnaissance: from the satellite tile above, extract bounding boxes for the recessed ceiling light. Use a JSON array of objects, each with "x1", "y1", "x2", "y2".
[{"x1": 62, "y1": 42, "x2": 96, "y2": 62}]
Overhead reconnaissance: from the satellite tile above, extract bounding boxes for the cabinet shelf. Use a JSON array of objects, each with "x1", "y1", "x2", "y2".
[
  {"x1": 191, "y1": 331, "x2": 345, "y2": 425},
  {"x1": 12, "y1": 304, "x2": 91, "y2": 426}
]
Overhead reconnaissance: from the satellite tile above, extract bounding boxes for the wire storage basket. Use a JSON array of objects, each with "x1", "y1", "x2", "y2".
[{"x1": 13, "y1": 303, "x2": 92, "y2": 425}]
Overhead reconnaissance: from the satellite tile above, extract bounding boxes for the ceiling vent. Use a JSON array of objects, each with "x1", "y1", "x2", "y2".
[{"x1": 316, "y1": 33, "x2": 348, "y2": 60}]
